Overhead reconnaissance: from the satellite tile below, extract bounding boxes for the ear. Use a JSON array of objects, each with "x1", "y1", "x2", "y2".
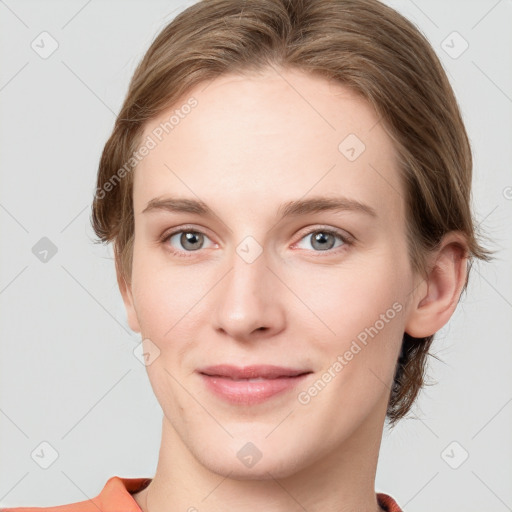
[
  {"x1": 405, "y1": 232, "x2": 469, "y2": 338},
  {"x1": 115, "y1": 253, "x2": 141, "y2": 333}
]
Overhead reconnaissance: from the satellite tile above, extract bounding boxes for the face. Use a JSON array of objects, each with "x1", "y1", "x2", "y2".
[{"x1": 120, "y1": 67, "x2": 419, "y2": 479}]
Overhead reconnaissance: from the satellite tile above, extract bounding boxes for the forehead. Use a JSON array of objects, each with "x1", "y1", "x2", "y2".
[{"x1": 134, "y1": 67, "x2": 403, "y2": 222}]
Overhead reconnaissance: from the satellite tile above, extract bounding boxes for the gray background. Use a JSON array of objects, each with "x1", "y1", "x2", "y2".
[{"x1": 1, "y1": 0, "x2": 511, "y2": 510}]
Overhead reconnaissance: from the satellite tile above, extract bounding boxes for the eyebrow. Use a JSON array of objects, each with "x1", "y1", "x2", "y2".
[{"x1": 142, "y1": 195, "x2": 377, "y2": 219}]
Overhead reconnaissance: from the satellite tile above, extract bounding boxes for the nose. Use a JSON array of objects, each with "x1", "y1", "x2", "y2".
[{"x1": 213, "y1": 246, "x2": 286, "y2": 342}]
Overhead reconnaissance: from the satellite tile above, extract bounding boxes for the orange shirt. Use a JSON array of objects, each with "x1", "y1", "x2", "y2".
[{"x1": 1, "y1": 476, "x2": 403, "y2": 511}]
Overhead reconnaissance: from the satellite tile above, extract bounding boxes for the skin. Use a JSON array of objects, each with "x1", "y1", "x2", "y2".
[{"x1": 117, "y1": 66, "x2": 468, "y2": 512}]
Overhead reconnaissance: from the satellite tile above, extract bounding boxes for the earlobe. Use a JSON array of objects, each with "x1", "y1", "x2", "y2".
[
  {"x1": 405, "y1": 233, "x2": 468, "y2": 338},
  {"x1": 115, "y1": 256, "x2": 141, "y2": 334}
]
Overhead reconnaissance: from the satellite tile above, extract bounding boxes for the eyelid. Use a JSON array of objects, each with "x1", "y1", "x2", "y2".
[
  {"x1": 290, "y1": 225, "x2": 355, "y2": 254},
  {"x1": 159, "y1": 224, "x2": 355, "y2": 257},
  {"x1": 159, "y1": 224, "x2": 217, "y2": 256},
  {"x1": 293, "y1": 225, "x2": 355, "y2": 245}
]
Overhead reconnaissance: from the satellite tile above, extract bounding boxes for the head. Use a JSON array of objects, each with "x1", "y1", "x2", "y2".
[{"x1": 91, "y1": 0, "x2": 490, "y2": 477}]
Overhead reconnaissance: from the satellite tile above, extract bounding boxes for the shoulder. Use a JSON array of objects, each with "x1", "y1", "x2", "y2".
[
  {"x1": 377, "y1": 492, "x2": 403, "y2": 512},
  {"x1": 1, "y1": 476, "x2": 152, "y2": 512}
]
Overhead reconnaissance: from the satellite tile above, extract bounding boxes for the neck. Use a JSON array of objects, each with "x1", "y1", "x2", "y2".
[{"x1": 133, "y1": 410, "x2": 387, "y2": 512}]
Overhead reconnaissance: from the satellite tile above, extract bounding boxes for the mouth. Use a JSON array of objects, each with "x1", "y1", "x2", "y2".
[
  {"x1": 198, "y1": 364, "x2": 312, "y2": 379},
  {"x1": 197, "y1": 364, "x2": 313, "y2": 405}
]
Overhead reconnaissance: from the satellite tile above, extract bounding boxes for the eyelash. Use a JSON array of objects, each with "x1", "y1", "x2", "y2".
[{"x1": 159, "y1": 225, "x2": 354, "y2": 258}]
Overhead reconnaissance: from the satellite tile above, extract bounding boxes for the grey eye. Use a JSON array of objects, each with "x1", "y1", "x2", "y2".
[
  {"x1": 296, "y1": 230, "x2": 346, "y2": 251},
  {"x1": 169, "y1": 231, "x2": 211, "y2": 251}
]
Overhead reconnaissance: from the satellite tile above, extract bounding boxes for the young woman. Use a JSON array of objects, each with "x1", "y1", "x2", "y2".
[{"x1": 3, "y1": 0, "x2": 490, "y2": 511}]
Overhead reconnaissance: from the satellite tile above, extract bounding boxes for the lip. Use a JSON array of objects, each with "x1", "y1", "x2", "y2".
[
  {"x1": 198, "y1": 364, "x2": 311, "y2": 379},
  {"x1": 197, "y1": 365, "x2": 313, "y2": 405}
]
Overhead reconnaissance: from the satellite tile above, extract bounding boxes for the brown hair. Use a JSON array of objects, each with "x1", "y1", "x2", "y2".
[{"x1": 91, "y1": 0, "x2": 491, "y2": 425}]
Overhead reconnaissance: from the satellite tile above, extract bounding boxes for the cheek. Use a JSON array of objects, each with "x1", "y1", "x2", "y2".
[
  {"x1": 130, "y1": 234, "x2": 411, "y2": 348},
  {"x1": 287, "y1": 256, "x2": 406, "y2": 341},
  {"x1": 292, "y1": 252, "x2": 409, "y2": 400},
  {"x1": 130, "y1": 246, "x2": 213, "y2": 340}
]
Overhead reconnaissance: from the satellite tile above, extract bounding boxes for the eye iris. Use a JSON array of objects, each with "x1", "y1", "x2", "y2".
[
  {"x1": 181, "y1": 231, "x2": 203, "y2": 251},
  {"x1": 174, "y1": 231, "x2": 341, "y2": 252},
  {"x1": 312, "y1": 231, "x2": 335, "y2": 251}
]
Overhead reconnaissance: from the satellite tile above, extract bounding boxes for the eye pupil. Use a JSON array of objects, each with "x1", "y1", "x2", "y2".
[{"x1": 168, "y1": 228, "x2": 344, "y2": 255}]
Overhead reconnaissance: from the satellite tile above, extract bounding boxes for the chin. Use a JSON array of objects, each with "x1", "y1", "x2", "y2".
[
  {"x1": 190, "y1": 435, "x2": 312, "y2": 481},
  {"x1": 200, "y1": 454, "x2": 304, "y2": 481}
]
